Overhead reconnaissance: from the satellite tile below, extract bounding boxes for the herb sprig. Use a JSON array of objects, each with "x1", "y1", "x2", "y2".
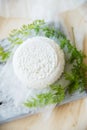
[
  {"x1": 4, "y1": 20, "x2": 87, "y2": 107},
  {"x1": 0, "y1": 45, "x2": 10, "y2": 62},
  {"x1": 60, "y1": 37, "x2": 87, "y2": 94},
  {"x1": 24, "y1": 84, "x2": 65, "y2": 108}
]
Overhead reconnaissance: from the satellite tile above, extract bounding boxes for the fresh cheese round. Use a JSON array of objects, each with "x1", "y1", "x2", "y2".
[{"x1": 13, "y1": 36, "x2": 65, "y2": 89}]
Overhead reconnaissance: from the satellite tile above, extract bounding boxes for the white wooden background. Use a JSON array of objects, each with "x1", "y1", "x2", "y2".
[{"x1": 0, "y1": 0, "x2": 87, "y2": 21}]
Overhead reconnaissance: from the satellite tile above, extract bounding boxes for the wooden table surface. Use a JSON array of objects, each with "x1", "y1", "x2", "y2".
[{"x1": 0, "y1": 1, "x2": 87, "y2": 130}]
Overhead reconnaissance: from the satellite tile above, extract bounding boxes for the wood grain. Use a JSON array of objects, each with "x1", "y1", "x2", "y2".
[{"x1": 0, "y1": 99, "x2": 87, "y2": 130}]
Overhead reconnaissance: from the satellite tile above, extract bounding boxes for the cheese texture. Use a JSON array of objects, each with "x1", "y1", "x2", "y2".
[{"x1": 13, "y1": 37, "x2": 65, "y2": 89}]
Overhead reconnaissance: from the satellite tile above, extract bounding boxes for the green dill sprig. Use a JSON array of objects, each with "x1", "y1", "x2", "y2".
[
  {"x1": 8, "y1": 20, "x2": 45, "y2": 45},
  {"x1": 59, "y1": 37, "x2": 87, "y2": 94},
  {"x1": 60, "y1": 38, "x2": 84, "y2": 63},
  {"x1": 8, "y1": 20, "x2": 65, "y2": 45},
  {"x1": 64, "y1": 62, "x2": 87, "y2": 94},
  {"x1": 0, "y1": 45, "x2": 10, "y2": 62},
  {"x1": 24, "y1": 84, "x2": 65, "y2": 108}
]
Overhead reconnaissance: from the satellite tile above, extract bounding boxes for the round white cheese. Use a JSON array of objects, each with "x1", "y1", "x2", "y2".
[{"x1": 13, "y1": 36, "x2": 65, "y2": 89}]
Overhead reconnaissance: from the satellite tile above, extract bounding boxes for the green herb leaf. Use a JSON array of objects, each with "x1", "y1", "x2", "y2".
[
  {"x1": 0, "y1": 45, "x2": 10, "y2": 62},
  {"x1": 24, "y1": 84, "x2": 65, "y2": 108},
  {"x1": 60, "y1": 36, "x2": 87, "y2": 94}
]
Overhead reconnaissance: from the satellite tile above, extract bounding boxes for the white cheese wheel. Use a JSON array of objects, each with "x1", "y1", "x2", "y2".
[{"x1": 13, "y1": 37, "x2": 65, "y2": 89}]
